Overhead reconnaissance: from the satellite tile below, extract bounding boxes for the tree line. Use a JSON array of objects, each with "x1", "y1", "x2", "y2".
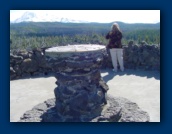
[{"x1": 10, "y1": 22, "x2": 160, "y2": 50}]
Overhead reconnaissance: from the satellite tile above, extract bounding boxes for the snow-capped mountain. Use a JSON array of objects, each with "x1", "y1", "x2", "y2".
[{"x1": 12, "y1": 11, "x2": 89, "y2": 23}]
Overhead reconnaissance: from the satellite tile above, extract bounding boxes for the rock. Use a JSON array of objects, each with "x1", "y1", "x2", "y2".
[
  {"x1": 13, "y1": 65, "x2": 22, "y2": 76},
  {"x1": 10, "y1": 53, "x2": 23, "y2": 60},
  {"x1": 142, "y1": 49, "x2": 150, "y2": 58},
  {"x1": 32, "y1": 48, "x2": 48, "y2": 68},
  {"x1": 10, "y1": 67, "x2": 15, "y2": 74},
  {"x1": 21, "y1": 73, "x2": 31, "y2": 78},
  {"x1": 10, "y1": 67, "x2": 17, "y2": 80},
  {"x1": 133, "y1": 56, "x2": 138, "y2": 64},
  {"x1": 19, "y1": 96, "x2": 150, "y2": 122},
  {"x1": 128, "y1": 40, "x2": 134, "y2": 47},
  {"x1": 21, "y1": 58, "x2": 39, "y2": 73},
  {"x1": 140, "y1": 41, "x2": 148, "y2": 45},
  {"x1": 10, "y1": 53, "x2": 23, "y2": 65},
  {"x1": 68, "y1": 91, "x2": 89, "y2": 111},
  {"x1": 99, "y1": 79, "x2": 109, "y2": 92},
  {"x1": 9, "y1": 49, "x2": 53, "y2": 80},
  {"x1": 16, "y1": 50, "x2": 30, "y2": 59},
  {"x1": 19, "y1": 109, "x2": 44, "y2": 122},
  {"x1": 10, "y1": 67, "x2": 16, "y2": 80},
  {"x1": 122, "y1": 43, "x2": 160, "y2": 71}
]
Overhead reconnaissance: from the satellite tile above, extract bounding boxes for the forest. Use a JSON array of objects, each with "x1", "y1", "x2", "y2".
[{"x1": 10, "y1": 21, "x2": 160, "y2": 50}]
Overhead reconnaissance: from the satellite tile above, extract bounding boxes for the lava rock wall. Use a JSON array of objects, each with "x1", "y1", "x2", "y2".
[{"x1": 10, "y1": 43, "x2": 160, "y2": 80}]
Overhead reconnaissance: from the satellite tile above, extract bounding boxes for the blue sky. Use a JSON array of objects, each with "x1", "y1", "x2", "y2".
[{"x1": 10, "y1": 10, "x2": 160, "y2": 23}]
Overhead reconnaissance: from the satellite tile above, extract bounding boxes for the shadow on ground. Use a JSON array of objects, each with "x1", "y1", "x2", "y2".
[
  {"x1": 11, "y1": 69, "x2": 160, "y2": 83},
  {"x1": 11, "y1": 72, "x2": 55, "y2": 81},
  {"x1": 101, "y1": 68, "x2": 160, "y2": 83}
]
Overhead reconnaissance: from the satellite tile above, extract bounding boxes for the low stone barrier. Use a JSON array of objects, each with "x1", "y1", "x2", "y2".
[
  {"x1": 103, "y1": 42, "x2": 160, "y2": 71},
  {"x1": 10, "y1": 43, "x2": 160, "y2": 80},
  {"x1": 10, "y1": 48, "x2": 52, "y2": 80},
  {"x1": 123, "y1": 42, "x2": 160, "y2": 71}
]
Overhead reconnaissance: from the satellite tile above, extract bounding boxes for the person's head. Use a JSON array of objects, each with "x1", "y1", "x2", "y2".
[{"x1": 111, "y1": 23, "x2": 121, "y2": 32}]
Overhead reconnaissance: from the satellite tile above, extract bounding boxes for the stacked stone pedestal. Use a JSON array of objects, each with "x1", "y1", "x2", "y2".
[
  {"x1": 45, "y1": 45, "x2": 108, "y2": 121},
  {"x1": 19, "y1": 45, "x2": 150, "y2": 122}
]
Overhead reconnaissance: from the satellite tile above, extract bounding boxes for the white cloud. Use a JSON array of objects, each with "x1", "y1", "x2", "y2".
[{"x1": 10, "y1": 10, "x2": 160, "y2": 23}]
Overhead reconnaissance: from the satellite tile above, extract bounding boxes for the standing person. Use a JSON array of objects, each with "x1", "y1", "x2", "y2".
[{"x1": 106, "y1": 23, "x2": 124, "y2": 72}]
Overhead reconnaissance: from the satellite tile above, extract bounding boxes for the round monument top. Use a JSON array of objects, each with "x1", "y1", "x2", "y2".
[{"x1": 45, "y1": 44, "x2": 105, "y2": 53}]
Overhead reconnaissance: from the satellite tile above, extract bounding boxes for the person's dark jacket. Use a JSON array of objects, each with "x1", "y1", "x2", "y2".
[{"x1": 106, "y1": 30, "x2": 123, "y2": 48}]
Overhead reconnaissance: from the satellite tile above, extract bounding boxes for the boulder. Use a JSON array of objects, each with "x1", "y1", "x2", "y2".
[
  {"x1": 32, "y1": 48, "x2": 49, "y2": 68},
  {"x1": 13, "y1": 65, "x2": 22, "y2": 76},
  {"x1": 21, "y1": 58, "x2": 39, "y2": 73},
  {"x1": 10, "y1": 67, "x2": 17, "y2": 80},
  {"x1": 10, "y1": 53, "x2": 23, "y2": 65},
  {"x1": 16, "y1": 50, "x2": 30, "y2": 59}
]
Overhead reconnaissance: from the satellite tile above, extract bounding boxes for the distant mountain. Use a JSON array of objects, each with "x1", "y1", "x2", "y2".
[{"x1": 11, "y1": 11, "x2": 89, "y2": 23}]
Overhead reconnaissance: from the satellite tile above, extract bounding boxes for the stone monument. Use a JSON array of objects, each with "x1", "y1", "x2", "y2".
[
  {"x1": 44, "y1": 44, "x2": 108, "y2": 121},
  {"x1": 19, "y1": 44, "x2": 150, "y2": 122}
]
